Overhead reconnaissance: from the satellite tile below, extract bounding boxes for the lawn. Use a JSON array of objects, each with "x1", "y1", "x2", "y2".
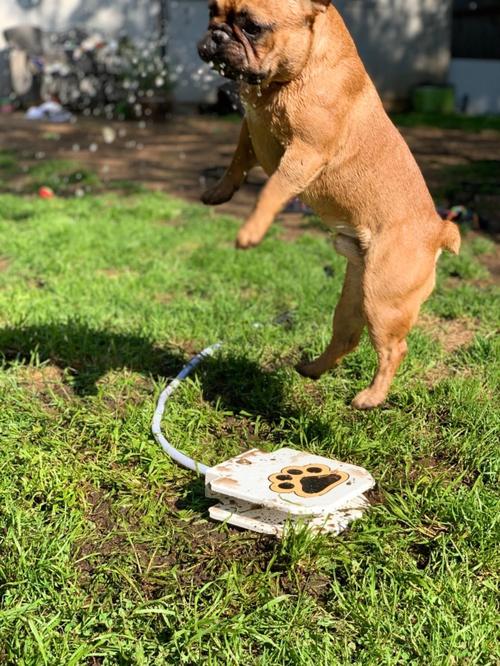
[{"x1": 0, "y1": 156, "x2": 499, "y2": 665}]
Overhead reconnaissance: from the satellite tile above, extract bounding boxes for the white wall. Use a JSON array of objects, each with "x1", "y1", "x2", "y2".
[
  {"x1": 0, "y1": 0, "x2": 159, "y2": 48},
  {"x1": 449, "y1": 59, "x2": 500, "y2": 115},
  {"x1": 0, "y1": 0, "x2": 454, "y2": 105},
  {"x1": 167, "y1": 0, "x2": 222, "y2": 104},
  {"x1": 335, "y1": 0, "x2": 453, "y2": 104}
]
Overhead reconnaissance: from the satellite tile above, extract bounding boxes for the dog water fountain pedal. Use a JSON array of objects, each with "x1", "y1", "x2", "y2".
[{"x1": 152, "y1": 344, "x2": 375, "y2": 537}]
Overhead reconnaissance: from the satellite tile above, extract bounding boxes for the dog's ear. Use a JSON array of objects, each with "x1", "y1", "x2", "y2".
[{"x1": 311, "y1": 0, "x2": 331, "y2": 13}]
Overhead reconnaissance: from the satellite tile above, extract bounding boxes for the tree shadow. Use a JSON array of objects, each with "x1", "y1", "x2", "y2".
[
  {"x1": 0, "y1": 321, "x2": 185, "y2": 395},
  {"x1": 0, "y1": 319, "x2": 332, "y2": 436},
  {"x1": 0, "y1": 321, "x2": 335, "y2": 517}
]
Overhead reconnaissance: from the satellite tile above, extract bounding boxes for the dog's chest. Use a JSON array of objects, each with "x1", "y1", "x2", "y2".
[{"x1": 244, "y1": 101, "x2": 288, "y2": 177}]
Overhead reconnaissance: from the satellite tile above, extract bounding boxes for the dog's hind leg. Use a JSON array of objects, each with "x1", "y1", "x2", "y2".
[
  {"x1": 351, "y1": 237, "x2": 437, "y2": 409},
  {"x1": 297, "y1": 259, "x2": 365, "y2": 379}
]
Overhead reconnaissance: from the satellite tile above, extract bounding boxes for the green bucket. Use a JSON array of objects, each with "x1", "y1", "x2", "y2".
[{"x1": 411, "y1": 85, "x2": 455, "y2": 114}]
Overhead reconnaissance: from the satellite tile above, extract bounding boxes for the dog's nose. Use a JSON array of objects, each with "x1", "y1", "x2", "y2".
[
  {"x1": 212, "y1": 29, "x2": 231, "y2": 46},
  {"x1": 197, "y1": 34, "x2": 216, "y2": 60}
]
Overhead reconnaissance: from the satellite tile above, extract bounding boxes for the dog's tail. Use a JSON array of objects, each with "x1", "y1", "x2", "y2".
[{"x1": 439, "y1": 218, "x2": 461, "y2": 255}]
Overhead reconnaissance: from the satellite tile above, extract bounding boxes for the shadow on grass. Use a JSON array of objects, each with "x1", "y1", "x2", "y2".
[
  {"x1": 0, "y1": 323, "x2": 296, "y2": 413},
  {"x1": 0, "y1": 322, "x2": 185, "y2": 395},
  {"x1": 0, "y1": 322, "x2": 334, "y2": 516},
  {"x1": 0, "y1": 320, "x2": 333, "y2": 426}
]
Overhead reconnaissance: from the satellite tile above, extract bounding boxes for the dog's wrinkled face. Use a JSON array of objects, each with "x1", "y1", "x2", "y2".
[{"x1": 198, "y1": 0, "x2": 328, "y2": 85}]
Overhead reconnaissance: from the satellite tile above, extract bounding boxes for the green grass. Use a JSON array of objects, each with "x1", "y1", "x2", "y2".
[
  {"x1": 0, "y1": 161, "x2": 499, "y2": 664},
  {"x1": 392, "y1": 112, "x2": 500, "y2": 133}
]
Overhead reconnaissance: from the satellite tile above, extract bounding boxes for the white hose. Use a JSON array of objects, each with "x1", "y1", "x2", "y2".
[{"x1": 151, "y1": 343, "x2": 222, "y2": 475}]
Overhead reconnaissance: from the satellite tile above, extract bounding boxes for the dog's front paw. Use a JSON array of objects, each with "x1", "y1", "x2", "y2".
[
  {"x1": 235, "y1": 225, "x2": 264, "y2": 250},
  {"x1": 295, "y1": 360, "x2": 323, "y2": 380},
  {"x1": 201, "y1": 181, "x2": 235, "y2": 206}
]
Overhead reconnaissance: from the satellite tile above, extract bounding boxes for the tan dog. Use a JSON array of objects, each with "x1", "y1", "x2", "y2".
[{"x1": 198, "y1": 0, "x2": 460, "y2": 409}]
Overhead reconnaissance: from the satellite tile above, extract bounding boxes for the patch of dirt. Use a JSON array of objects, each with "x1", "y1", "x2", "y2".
[
  {"x1": 417, "y1": 314, "x2": 481, "y2": 386},
  {"x1": 408, "y1": 456, "x2": 447, "y2": 484},
  {"x1": 418, "y1": 314, "x2": 478, "y2": 353},
  {"x1": 1, "y1": 113, "x2": 499, "y2": 239},
  {"x1": 422, "y1": 355, "x2": 477, "y2": 386},
  {"x1": 365, "y1": 487, "x2": 385, "y2": 506},
  {"x1": 16, "y1": 363, "x2": 73, "y2": 405},
  {"x1": 74, "y1": 484, "x2": 332, "y2": 603},
  {"x1": 94, "y1": 370, "x2": 154, "y2": 416},
  {"x1": 154, "y1": 292, "x2": 175, "y2": 304},
  {"x1": 0, "y1": 257, "x2": 9, "y2": 272},
  {"x1": 213, "y1": 414, "x2": 260, "y2": 447}
]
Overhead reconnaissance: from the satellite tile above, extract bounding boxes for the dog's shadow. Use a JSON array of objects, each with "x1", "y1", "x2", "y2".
[{"x1": 0, "y1": 321, "x2": 308, "y2": 413}]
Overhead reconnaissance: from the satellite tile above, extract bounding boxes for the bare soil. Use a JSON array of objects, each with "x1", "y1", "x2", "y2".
[{"x1": 1, "y1": 112, "x2": 500, "y2": 233}]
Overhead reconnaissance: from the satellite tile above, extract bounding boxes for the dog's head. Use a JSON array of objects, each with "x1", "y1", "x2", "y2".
[{"x1": 197, "y1": 0, "x2": 331, "y2": 85}]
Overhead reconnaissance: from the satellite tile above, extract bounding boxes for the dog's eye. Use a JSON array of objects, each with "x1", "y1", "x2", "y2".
[{"x1": 242, "y1": 19, "x2": 262, "y2": 37}]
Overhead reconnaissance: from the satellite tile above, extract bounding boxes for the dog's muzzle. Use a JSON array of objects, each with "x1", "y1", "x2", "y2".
[{"x1": 197, "y1": 27, "x2": 232, "y2": 63}]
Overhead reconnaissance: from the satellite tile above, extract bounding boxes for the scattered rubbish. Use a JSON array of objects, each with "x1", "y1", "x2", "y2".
[
  {"x1": 273, "y1": 310, "x2": 295, "y2": 330},
  {"x1": 101, "y1": 126, "x2": 116, "y2": 144},
  {"x1": 25, "y1": 101, "x2": 73, "y2": 123},
  {"x1": 38, "y1": 186, "x2": 55, "y2": 199},
  {"x1": 284, "y1": 197, "x2": 314, "y2": 215},
  {"x1": 0, "y1": 100, "x2": 15, "y2": 114},
  {"x1": 438, "y1": 205, "x2": 480, "y2": 230},
  {"x1": 152, "y1": 344, "x2": 375, "y2": 537}
]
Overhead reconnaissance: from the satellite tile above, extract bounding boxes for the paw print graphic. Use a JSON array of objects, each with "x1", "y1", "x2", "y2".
[{"x1": 268, "y1": 464, "x2": 349, "y2": 498}]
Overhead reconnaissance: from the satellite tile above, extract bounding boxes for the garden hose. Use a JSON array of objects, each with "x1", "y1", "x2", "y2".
[{"x1": 151, "y1": 343, "x2": 222, "y2": 475}]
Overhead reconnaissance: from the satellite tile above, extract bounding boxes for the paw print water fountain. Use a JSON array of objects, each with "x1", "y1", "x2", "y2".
[
  {"x1": 153, "y1": 344, "x2": 375, "y2": 537},
  {"x1": 206, "y1": 447, "x2": 374, "y2": 536}
]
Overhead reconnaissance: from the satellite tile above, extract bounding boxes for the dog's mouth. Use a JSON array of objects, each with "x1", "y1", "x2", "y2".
[
  {"x1": 197, "y1": 28, "x2": 268, "y2": 85},
  {"x1": 214, "y1": 61, "x2": 266, "y2": 84}
]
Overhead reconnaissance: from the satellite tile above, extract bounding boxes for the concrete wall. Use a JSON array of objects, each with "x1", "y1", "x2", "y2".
[{"x1": 335, "y1": 0, "x2": 453, "y2": 105}]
